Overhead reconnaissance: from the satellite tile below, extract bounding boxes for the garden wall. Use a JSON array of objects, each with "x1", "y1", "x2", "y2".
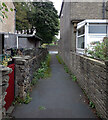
[
  {"x1": 70, "y1": 52, "x2": 108, "y2": 119},
  {"x1": 13, "y1": 48, "x2": 48, "y2": 99},
  {"x1": 47, "y1": 45, "x2": 58, "y2": 51},
  {"x1": 0, "y1": 65, "x2": 12, "y2": 119}
]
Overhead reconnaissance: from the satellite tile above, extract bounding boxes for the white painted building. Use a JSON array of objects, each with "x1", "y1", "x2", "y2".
[{"x1": 76, "y1": 19, "x2": 108, "y2": 54}]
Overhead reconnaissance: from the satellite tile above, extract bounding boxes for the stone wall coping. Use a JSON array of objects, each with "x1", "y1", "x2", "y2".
[
  {"x1": 13, "y1": 56, "x2": 31, "y2": 61},
  {"x1": 104, "y1": 60, "x2": 108, "y2": 66},
  {"x1": 70, "y1": 52, "x2": 105, "y2": 67},
  {"x1": 0, "y1": 66, "x2": 12, "y2": 73}
]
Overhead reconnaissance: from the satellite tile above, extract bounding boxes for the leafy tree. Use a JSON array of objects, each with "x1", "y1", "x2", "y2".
[
  {"x1": 14, "y1": 2, "x2": 32, "y2": 33},
  {"x1": 15, "y1": 2, "x2": 59, "y2": 43},
  {"x1": 30, "y1": 2, "x2": 59, "y2": 43}
]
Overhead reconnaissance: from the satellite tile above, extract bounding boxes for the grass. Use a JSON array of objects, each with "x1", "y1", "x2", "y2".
[
  {"x1": 56, "y1": 54, "x2": 64, "y2": 64},
  {"x1": 31, "y1": 54, "x2": 51, "y2": 86},
  {"x1": 38, "y1": 106, "x2": 46, "y2": 110},
  {"x1": 56, "y1": 54, "x2": 77, "y2": 81},
  {"x1": 12, "y1": 93, "x2": 32, "y2": 105}
]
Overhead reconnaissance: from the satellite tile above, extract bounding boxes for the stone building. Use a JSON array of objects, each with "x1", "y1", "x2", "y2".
[
  {"x1": 59, "y1": 1, "x2": 108, "y2": 119},
  {"x1": 59, "y1": 1, "x2": 108, "y2": 68},
  {"x1": 0, "y1": 2, "x2": 15, "y2": 33},
  {"x1": 106, "y1": 1, "x2": 108, "y2": 19},
  {"x1": 0, "y1": 2, "x2": 15, "y2": 54}
]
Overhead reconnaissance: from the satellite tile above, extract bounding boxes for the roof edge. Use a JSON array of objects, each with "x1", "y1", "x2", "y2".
[{"x1": 59, "y1": 1, "x2": 64, "y2": 18}]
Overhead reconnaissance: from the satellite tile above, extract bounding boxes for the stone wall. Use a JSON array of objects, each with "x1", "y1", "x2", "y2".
[
  {"x1": 47, "y1": 45, "x2": 58, "y2": 51},
  {"x1": 0, "y1": 65, "x2": 12, "y2": 119},
  {"x1": 69, "y1": 52, "x2": 108, "y2": 119},
  {"x1": 13, "y1": 48, "x2": 48, "y2": 99}
]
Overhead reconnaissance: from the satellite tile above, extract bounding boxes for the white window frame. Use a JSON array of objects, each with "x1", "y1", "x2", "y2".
[
  {"x1": 88, "y1": 24, "x2": 107, "y2": 36},
  {"x1": 76, "y1": 25, "x2": 85, "y2": 51}
]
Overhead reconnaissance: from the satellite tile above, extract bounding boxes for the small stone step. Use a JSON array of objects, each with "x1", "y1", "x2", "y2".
[{"x1": 6, "y1": 106, "x2": 14, "y2": 115}]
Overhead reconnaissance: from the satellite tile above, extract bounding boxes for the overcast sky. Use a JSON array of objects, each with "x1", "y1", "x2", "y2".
[
  {"x1": 51, "y1": 0, "x2": 62, "y2": 15},
  {"x1": 50, "y1": 0, "x2": 62, "y2": 38}
]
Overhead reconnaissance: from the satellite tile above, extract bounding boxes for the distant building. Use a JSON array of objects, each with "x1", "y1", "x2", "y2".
[{"x1": 17, "y1": 34, "x2": 42, "y2": 49}]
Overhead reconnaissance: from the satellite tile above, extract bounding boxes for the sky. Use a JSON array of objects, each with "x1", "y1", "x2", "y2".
[
  {"x1": 50, "y1": 0, "x2": 62, "y2": 39},
  {"x1": 51, "y1": 0, "x2": 62, "y2": 15}
]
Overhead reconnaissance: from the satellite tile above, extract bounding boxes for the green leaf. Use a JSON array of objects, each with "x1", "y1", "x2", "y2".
[
  {"x1": 0, "y1": 12, "x2": 4, "y2": 18},
  {"x1": 4, "y1": 14, "x2": 8, "y2": 19},
  {"x1": 2, "y1": 11, "x2": 5, "y2": 14},
  {"x1": 2, "y1": 3, "x2": 7, "y2": 7},
  {"x1": 5, "y1": 8, "x2": 8, "y2": 12},
  {"x1": 10, "y1": 8, "x2": 13, "y2": 11}
]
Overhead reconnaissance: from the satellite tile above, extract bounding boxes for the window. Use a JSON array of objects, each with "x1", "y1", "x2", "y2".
[
  {"x1": 78, "y1": 26, "x2": 85, "y2": 36},
  {"x1": 89, "y1": 24, "x2": 107, "y2": 34},
  {"x1": 77, "y1": 36, "x2": 85, "y2": 49},
  {"x1": 77, "y1": 26, "x2": 85, "y2": 49}
]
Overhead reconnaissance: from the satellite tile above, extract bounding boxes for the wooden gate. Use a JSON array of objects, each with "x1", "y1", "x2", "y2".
[{"x1": 4, "y1": 64, "x2": 15, "y2": 111}]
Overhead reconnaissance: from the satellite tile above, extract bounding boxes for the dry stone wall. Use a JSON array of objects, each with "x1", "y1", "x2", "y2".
[
  {"x1": 70, "y1": 52, "x2": 108, "y2": 119},
  {"x1": 0, "y1": 65, "x2": 12, "y2": 119},
  {"x1": 13, "y1": 48, "x2": 48, "y2": 99}
]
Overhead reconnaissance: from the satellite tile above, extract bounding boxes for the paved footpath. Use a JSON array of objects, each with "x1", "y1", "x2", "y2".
[{"x1": 12, "y1": 54, "x2": 97, "y2": 118}]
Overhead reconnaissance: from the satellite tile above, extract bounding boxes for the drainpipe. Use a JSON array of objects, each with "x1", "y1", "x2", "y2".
[
  {"x1": 102, "y1": 0, "x2": 105, "y2": 19},
  {"x1": 14, "y1": 8, "x2": 17, "y2": 33}
]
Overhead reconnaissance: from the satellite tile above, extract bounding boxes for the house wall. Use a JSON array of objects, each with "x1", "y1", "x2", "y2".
[
  {"x1": 106, "y1": 1, "x2": 108, "y2": 19},
  {"x1": 59, "y1": 2, "x2": 108, "y2": 119},
  {"x1": 59, "y1": 2, "x2": 104, "y2": 69},
  {"x1": 0, "y1": 35, "x2": 3, "y2": 54},
  {"x1": 59, "y1": 2, "x2": 71, "y2": 67},
  {"x1": 0, "y1": 2, "x2": 15, "y2": 33}
]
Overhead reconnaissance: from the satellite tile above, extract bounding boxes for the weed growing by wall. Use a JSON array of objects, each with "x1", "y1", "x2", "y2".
[{"x1": 31, "y1": 54, "x2": 51, "y2": 86}]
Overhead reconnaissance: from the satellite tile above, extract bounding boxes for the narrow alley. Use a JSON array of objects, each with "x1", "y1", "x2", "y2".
[{"x1": 12, "y1": 54, "x2": 96, "y2": 118}]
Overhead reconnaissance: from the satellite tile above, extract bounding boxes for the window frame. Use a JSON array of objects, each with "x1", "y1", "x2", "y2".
[
  {"x1": 76, "y1": 25, "x2": 85, "y2": 50},
  {"x1": 88, "y1": 24, "x2": 108, "y2": 35}
]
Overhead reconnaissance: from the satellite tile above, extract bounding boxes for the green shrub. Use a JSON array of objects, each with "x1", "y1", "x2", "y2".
[{"x1": 87, "y1": 38, "x2": 108, "y2": 60}]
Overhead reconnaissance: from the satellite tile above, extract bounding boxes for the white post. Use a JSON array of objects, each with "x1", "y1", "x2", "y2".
[
  {"x1": 85, "y1": 23, "x2": 89, "y2": 49},
  {"x1": 17, "y1": 36, "x2": 19, "y2": 49}
]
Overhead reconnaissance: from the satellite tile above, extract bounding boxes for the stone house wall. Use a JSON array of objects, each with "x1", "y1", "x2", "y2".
[
  {"x1": 106, "y1": 1, "x2": 108, "y2": 19},
  {"x1": 59, "y1": 2, "x2": 105, "y2": 69},
  {"x1": 70, "y1": 52, "x2": 108, "y2": 119},
  {"x1": 0, "y1": 2, "x2": 15, "y2": 33},
  {"x1": 59, "y1": 1, "x2": 108, "y2": 119}
]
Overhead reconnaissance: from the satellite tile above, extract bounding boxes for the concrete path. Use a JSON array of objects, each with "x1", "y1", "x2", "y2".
[{"x1": 12, "y1": 54, "x2": 97, "y2": 118}]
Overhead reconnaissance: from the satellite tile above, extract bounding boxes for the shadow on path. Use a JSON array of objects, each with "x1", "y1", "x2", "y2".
[{"x1": 12, "y1": 54, "x2": 97, "y2": 118}]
